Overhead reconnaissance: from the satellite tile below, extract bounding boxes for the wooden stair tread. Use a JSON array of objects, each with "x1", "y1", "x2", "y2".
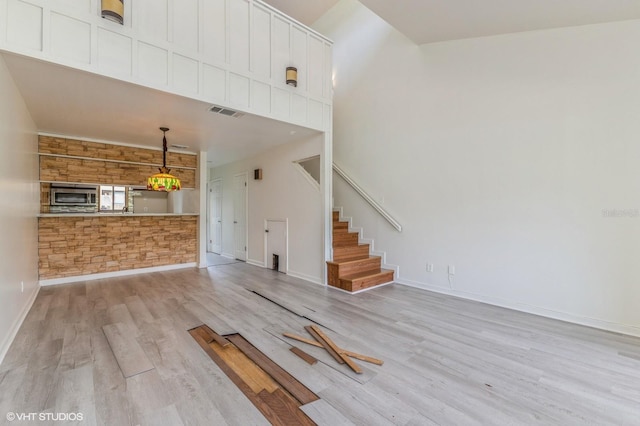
[
  {"x1": 326, "y1": 255, "x2": 381, "y2": 266},
  {"x1": 340, "y1": 269, "x2": 394, "y2": 281}
]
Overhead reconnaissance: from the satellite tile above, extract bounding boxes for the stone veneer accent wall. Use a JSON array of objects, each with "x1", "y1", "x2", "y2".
[
  {"x1": 39, "y1": 216, "x2": 197, "y2": 280},
  {"x1": 39, "y1": 135, "x2": 196, "y2": 188}
]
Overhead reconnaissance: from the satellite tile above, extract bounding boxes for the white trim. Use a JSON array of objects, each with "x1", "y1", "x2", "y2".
[
  {"x1": 333, "y1": 163, "x2": 402, "y2": 232},
  {"x1": 287, "y1": 270, "x2": 323, "y2": 286},
  {"x1": 39, "y1": 263, "x2": 197, "y2": 286},
  {"x1": 221, "y1": 252, "x2": 235, "y2": 260},
  {"x1": 0, "y1": 286, "x2": 40, "y2": 365},
  {"x1": 292, "y1": 161, "x2": 320, "y2": 191},
  {"x1": 198, "y1": 151, "x2": 208, "y2": 268},
  {"x1": 247, "y1": 259, "x2": 266, "y2": 267},
  {"x1": 395, "y1": 277, "x2": 640, "y2": 338}
]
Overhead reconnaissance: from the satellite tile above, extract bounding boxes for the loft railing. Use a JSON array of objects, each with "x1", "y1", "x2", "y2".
[{"x1": 332, "y1": 163, "x2": 402, "y2": 232}]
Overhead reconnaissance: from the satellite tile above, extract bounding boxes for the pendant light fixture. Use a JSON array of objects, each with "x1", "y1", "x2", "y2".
[{"x1": 147, "y1": 127, "x2": 181, "y2": 192}]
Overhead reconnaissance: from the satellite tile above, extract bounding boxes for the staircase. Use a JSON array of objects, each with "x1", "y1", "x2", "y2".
[{"x1": 327, "y1": 211, "x2": 394, "y2": 292}]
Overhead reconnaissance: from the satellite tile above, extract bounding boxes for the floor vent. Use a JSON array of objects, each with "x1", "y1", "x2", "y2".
[
  {"x1": 189, "y1": 325, "x2": 318, "y2": 425},
  {"x1": 208, "y1": 105, "x2": 245, "y2": 118}
]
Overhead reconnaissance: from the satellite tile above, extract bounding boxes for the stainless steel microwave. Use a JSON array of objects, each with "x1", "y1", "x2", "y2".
[{"x1": 50, "y1": 187, "x2": 97, "y2": 206}]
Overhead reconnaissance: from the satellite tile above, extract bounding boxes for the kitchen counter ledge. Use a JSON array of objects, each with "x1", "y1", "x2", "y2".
[{"x1": 39, "y1": 213, "x2": 199, "y2": 218}]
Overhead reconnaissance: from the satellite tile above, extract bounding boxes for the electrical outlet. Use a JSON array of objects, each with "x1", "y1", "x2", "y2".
[
  {"x1": 426, "y1": 263, "x2": 434, "y2": 272},
  {"x1": 21, "y1": 281, "x2": 24, "y2": 293},
  {"x1": 448, "y1": 265, "x2": 455, "y2": 275}
]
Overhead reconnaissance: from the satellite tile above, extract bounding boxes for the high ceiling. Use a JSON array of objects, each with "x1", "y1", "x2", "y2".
[
  {"x1": 6, "y1": 0, "x2": 640, "y2": 169},
  {"x1": 266, "y1": 0, "x2": 640, "y2": 45}
]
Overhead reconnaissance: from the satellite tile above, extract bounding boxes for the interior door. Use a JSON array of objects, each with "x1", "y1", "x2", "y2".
[
  {"x1": 233, "y1": 173, "x2": 247, "y2": 261},
  {"x1": 208, "y1": 179, "x2": 222, "y2": 254},
  {"x1": 266, "y1": 220, "x2": 287, "y2": 273}
]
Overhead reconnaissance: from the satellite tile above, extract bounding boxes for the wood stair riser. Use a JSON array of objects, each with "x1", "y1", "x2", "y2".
[
  {"x1": 332, "y1": 232, "x2": 359, "y2": 247},
  {"x1": 332, "y1": 244, "x2": 370, "y2": 262},
  {"x1": 333, "y1": 221, "x2": 348, "y2": 231},
  {"x1": 340, "y1": 270, "x2": 394, "y2": 292},
  {"x1": 332, "y1": 211, "x2": 340, "y2": 221}
]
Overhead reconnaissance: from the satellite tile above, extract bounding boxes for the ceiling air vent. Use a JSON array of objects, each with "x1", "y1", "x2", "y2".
[{"x1": 208, "y1": 105, "x2": 244, "y2": 118}]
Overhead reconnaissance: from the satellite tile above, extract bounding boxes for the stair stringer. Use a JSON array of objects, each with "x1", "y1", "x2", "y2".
[{"x1": 332, "y1": 207, "x2": 400, "y2": 277}]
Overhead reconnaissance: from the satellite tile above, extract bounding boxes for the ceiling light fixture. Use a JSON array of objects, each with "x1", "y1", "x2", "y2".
[{"x1": 147, "y1": 127, "x2": 181, "y2": 192}]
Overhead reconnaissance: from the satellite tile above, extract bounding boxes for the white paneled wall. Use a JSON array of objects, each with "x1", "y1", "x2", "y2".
[{"x1": 0, "y1": 0, "x2": 332, "y2": 131}]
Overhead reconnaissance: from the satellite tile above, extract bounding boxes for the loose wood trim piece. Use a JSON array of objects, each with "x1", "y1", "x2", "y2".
[
  {"x1": 202, "y1": 324, "x2": 231, "y2": 347},
  {"x1": 309, "y1": 325, "x2": 363, "y2": 374},
  {"x1": 304, "y1": 326, "x2": 345, "y2": 365},
  {"x1": 226, "y1": 334, "x2": 319, "y2": 405},
  {"x1": 282, "y1": 332, "x2": 384, "y2": 366},
  {"x1": 290, "y1": 346, "x2": 318, "y2": 365}
]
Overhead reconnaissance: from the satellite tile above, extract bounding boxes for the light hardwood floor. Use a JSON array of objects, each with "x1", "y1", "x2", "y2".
[{"x1": 1, "y1": 262, "x2": 639, "y2": 425}]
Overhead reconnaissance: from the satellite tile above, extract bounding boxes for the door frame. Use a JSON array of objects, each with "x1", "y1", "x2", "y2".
[
  {"x1": 207, "y1": 178, "x2": 222, "y2": 254},
  {"x1": 263, "y1": 218, "x2": 288, "y2": 273},
  {"x1": 233, "y1": 172, "x2": 249, "y2": 261}
]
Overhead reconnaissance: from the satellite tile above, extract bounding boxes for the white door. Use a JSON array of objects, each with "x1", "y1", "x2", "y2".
[
  {"x1": 266, "y1": 220, "x2": 287, "y2": 273},
  {"x1": 208, "y1": 179, "x2": 222, "y2": 254},
  {"x1": 233, "y1": 173, "x2": 247, "y2": 261}
]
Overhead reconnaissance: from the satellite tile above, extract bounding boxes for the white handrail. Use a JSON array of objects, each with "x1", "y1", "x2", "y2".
[{"x1": 332, "y1": 163, "x2": 402, "y2": 232}]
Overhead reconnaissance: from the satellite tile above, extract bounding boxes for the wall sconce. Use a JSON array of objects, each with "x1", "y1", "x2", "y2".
[
  {"x1": 101, "y1": 0, "x2": 124, "y2": 25},
  {"x1": 286, "y1": 67, "x2": 297, "y2": 87}
]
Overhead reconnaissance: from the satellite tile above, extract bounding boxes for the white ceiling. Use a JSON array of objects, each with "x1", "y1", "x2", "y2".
[
  {"x1": 264, "y1": 0, "x2": 640, "y2": 45},
  {"x1": 3, "y1": 53, "x2": 318, "y2": 168},
  {"x1": 7, "y1": 0, "x2": 640, "y2": 170},
  {"x1": 358, "y1": 0, "x2": 640, "y2": 44}
]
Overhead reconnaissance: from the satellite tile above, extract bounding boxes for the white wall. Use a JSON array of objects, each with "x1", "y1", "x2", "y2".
[
  {"x1": 315, "y1": 0, "x2": 640, "y2": 335},
  {"x1": 0, "y1": 0, "x2": 333, "y2": 131},
  {"x1": 210, "y1": 135, "x2": 324, "y2": 284},
  {"x1": 0, "y1": 53, "x2": 39, "y2": 363}
]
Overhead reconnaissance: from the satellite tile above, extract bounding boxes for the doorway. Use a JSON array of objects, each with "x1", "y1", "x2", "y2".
[
  {"x1": 208, "y1": 179, "x2": 222, "y2": 254},
  {"x1": 233, "y1": 173, "x2": 248, "y2": 261},
  {"x1": 265, "y1": 219, "x2": 287, "y2": 273}
]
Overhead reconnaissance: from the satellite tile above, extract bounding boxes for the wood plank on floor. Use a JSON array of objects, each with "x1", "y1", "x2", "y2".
[{"x1": 102, "y1": 322, "x2": 154, "y2": 378}]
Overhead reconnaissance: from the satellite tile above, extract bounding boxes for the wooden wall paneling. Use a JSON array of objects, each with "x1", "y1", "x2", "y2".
[
  {"x1": 250, "y1": 3, "x2": 271, "y2": 79},
  {"x1": 271, "y1": 15, "x2": 290, "y2": 88},
  {"x1": 203, "y1": 63, "x2": 227, "y2": 102},
  {"x1": 291, "y1": 26, "x2": 306, "y2": 91},
  {"x1": 323, "y1": 41, "x2": 333, "y2": 101},
  {"x1": 6, "y1": 0, "x2": 43, "y2": 51},
  {"x1": 97, "y1": 27, "x2": 133, "y2": 78},
  {"x1": 50, "y1": 12, "x2": 91, "y2": 65},
  {"x1": 229, "y1": 72, "x2": 250, "y2": 107},
  {"x1": 136, "y1": 0, "x2": 168, "y2": 42},
  {"x1": 229, "y1": 0, "x2": 250, "y2": 72},
  {"x1": 291, "y1": 94, "x2": 307, "y2": 124},
  {"x1": 272, "y1": 87, "x2": 290, "y2": 119},
  {"x1": 251, "y1": 80, "x2": 271, "y2": 114},
  {"x1": 307, "y1": 35, "x2": 324, "y2": 98},
  {"x1": 172, "y1": 0, "x2": 199, "y2": 53},
  {"x1": 138, "y1": 42, "x2": 169, "y2": 86},
  {"x1": 202, "y1": 0, "x2": 226, "y2": 64},
  {"x1": 172, "y1": 53, "x2": 199, "y2": 94}
]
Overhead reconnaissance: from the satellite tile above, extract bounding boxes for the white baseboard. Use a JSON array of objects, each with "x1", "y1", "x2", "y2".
[
  {"x1": 395, "y1": 277, "x2": 640, "y2": 338},
  {"x1": 287, "y1": 270, "x2": 323, "y2": 286},
  {"x1": 247, "y1": 259, "x2": 265, "y2": 268},
  {"x1": 39, "y1": 263, "x2": 197, "y2": 286},
  {"x1": 221, "y1": 253, "x2": 235, "y2": 260},
  {"x1": 0, "y1": 286, "x2": 40, "y2": 365}
]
